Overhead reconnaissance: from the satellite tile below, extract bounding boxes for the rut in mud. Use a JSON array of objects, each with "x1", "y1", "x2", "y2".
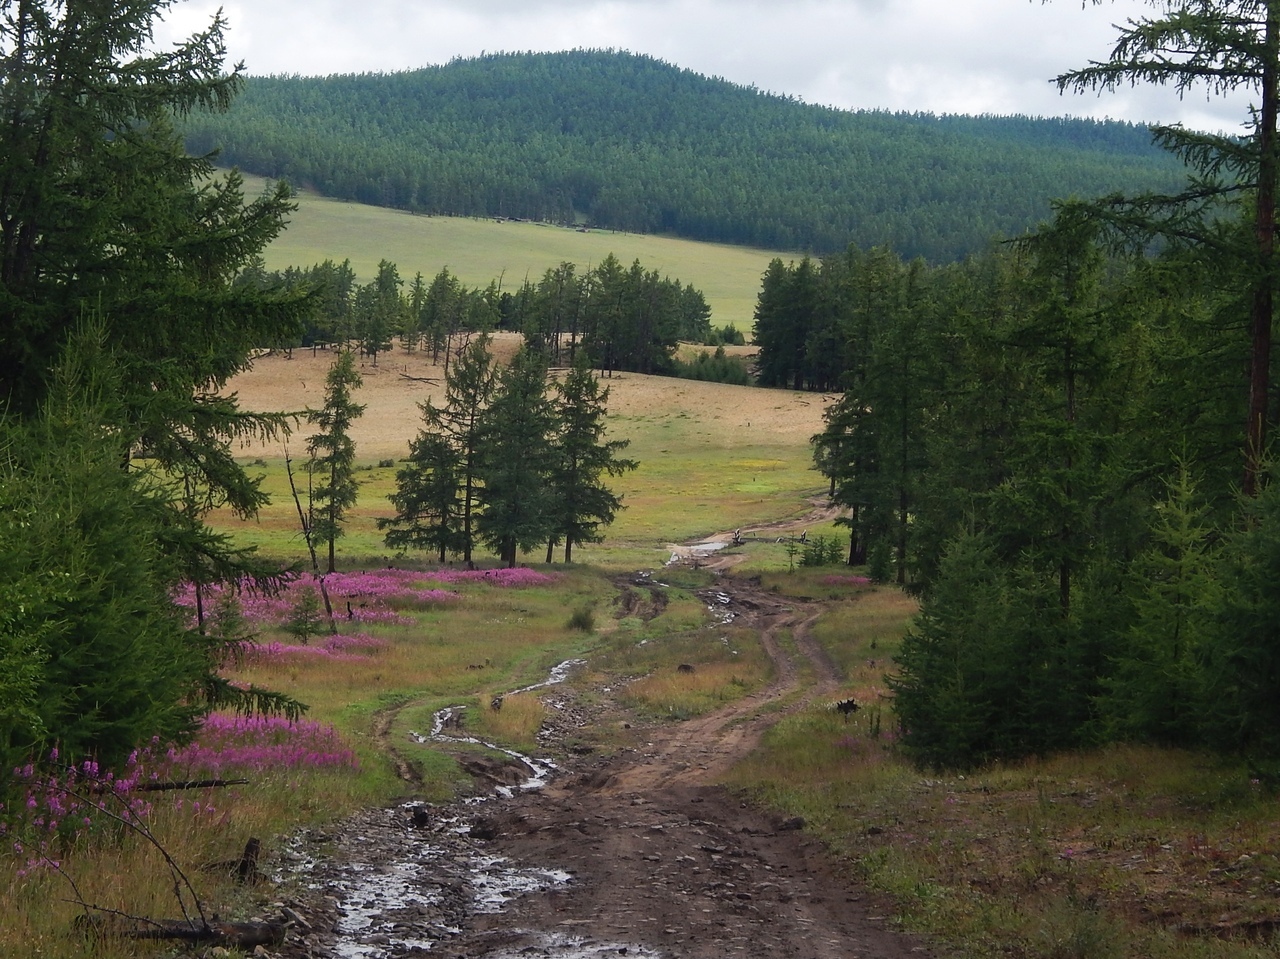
[{"x1": 262, "y1": 574, "x2": 934, "y2": 959}]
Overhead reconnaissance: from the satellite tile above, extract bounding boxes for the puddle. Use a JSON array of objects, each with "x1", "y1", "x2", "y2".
[
  {"x1": 700, "y1": 588, "x2": 737, "y2": 625},
  {"x1": 313, "y1": 807, "x2": 580, "y2": 959},
  {"x1": 470, "y1": 854, "x2": 573, "y2": 911},
  {"x1": 665, "y1": 540, "x2": 728, "y2": 566},
  {"x1": 410, "y1": 659, "x2": 586, "y2": 797},
  {"x1": 482, "y1": 932, "x2": 666, "y2": 958}
]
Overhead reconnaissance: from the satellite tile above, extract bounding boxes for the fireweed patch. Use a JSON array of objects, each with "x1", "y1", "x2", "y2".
[
  {"x1": 4, "y1": 716, "x2": 357, "y2": 873},
  {"x1": 175, "y1": 567, "x2": 555, "y2": 632},
  {"x1": 173, "y1": 570, "x2": 458, "y2": 629},
  {"x1": 240, "y1": 632, "x2": 390, "y2": 664},
  {"x1": 161, "y1": 715, "x2": 358, "y2": 777}
]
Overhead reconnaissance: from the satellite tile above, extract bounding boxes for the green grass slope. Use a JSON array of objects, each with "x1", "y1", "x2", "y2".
[
  {"x1": 249, "y1": 172, "x2": 783, "y2": 329},
  {"x1": 190, "y1": 50, "x2": 1188, "y2": 261}
]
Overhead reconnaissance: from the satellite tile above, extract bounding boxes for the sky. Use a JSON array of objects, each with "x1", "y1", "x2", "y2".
[{"x1": 158, "y1": 0, "x2": 1253, "y2": 133}]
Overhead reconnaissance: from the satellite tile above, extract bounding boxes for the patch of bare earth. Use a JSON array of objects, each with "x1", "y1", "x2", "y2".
[
  {"x1": 226, "y1": 337, "x2": 831, "y2": 461},
  {"x1": 260, "y1": 578, "x2": 935, "y2": 959}
]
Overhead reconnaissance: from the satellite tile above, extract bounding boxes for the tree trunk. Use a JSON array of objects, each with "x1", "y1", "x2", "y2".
[{"x1": 1245, "y1": 12, "x2": 1279, "y2": 497}]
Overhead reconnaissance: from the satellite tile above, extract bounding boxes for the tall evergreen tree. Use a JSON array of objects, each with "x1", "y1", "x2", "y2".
[
  {"x1": 1057, "y1": 0, "x2": 1280, "y2": 495},
  {"x1": 306, "y1": 350, "x2": 365, "y2": 573},
  {"x1": 547, "y1": 353, "x2": 638, "y2": 562},
  {"x1": 422, "y1": 333, "x2": 496, "y2": 566},
  {"x1": 379, "y1": 430, "x2": 466, "y2": 562},
  {"x1": 475, "y1": 347, "x2": 558, "y2": 566},
  {"x1": 0, "y1": 0, "x2": 310, "y2": 767}
]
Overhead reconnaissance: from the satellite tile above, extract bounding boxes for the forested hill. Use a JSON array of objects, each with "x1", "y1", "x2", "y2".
[{"x1": 182, "y1": 50, "x2": 1187, "y2": 262}]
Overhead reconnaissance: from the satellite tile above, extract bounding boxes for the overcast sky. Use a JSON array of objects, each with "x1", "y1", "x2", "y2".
[{"x1": 159, "y1": 0, "x2": 1252, "y2": 133}]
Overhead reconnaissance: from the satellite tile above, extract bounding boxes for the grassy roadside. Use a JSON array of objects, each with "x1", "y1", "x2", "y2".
[{"x1": 727, "y1": 579, "x2": 1280, "y2": 959}]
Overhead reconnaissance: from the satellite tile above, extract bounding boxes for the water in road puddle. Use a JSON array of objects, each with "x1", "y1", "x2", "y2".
[{"x1": 297, "y1": 658, "x2": 660, "y2": 958}]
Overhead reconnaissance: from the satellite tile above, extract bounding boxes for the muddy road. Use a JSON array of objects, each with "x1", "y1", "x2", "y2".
[{"x1": 266, "y1": 577, "x2": 934, "y2": 959}]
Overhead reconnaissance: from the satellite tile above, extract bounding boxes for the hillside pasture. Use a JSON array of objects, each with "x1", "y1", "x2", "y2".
[
  {"x1": 243, "y1": 173, "x2": 783, "y2": 331},
  {"x1": 215, "y1": 337, "x2": 834, "y2": 567}
]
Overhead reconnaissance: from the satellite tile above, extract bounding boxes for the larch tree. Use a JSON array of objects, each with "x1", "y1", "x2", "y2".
[
  {"x1": 1056, "y1": 0, "x2": 1280, "y2": 495},
  {"x1": 420, "y1": 333, "x2": 496, "y2": 566},
  {"x1": 475, "y1": 347, "x2": 558, "y2": 567},
  {"x1": 547, "y1": 352, "x2": 638, "y2": 563},
  {"x1": 306, "y1": 350, "x2": 365, "y2": 573},
  {"x1": 379, "y1": 430, "x2": 466, "y2": 563}
]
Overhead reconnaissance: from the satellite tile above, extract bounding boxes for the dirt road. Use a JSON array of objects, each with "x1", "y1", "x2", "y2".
[{"x1": 268, "y1": 578, "x2": 934, "y2": 959}]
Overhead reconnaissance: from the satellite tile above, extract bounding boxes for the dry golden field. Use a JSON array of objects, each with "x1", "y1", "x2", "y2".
[
  {"x1": 220, "y1": 336, "x2": 836, "y2": 561},
  {"x1": 228, "y1": 335, "x2": 829, "y2": 461}
]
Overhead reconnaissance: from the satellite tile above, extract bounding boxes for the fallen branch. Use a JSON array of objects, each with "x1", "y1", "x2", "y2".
[
  {"x1": 126, "y1": 918, "x2": 286, "y2": 949},
  {"x1": 133, "y1": 778, "x2": 250, "y2": 792}
]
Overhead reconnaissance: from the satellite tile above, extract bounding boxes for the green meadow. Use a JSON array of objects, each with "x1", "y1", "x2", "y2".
[{"x1": 241, "y1": 172, "x2": 786, "y2": 330}]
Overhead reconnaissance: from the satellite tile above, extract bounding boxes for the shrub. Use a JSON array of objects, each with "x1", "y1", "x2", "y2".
[
  {"x1": 566, "y1": 605, "x2": 595, "y2": 632},
  {"x1": 670, "y1": 346, "x2": 751, "y2": 385}
]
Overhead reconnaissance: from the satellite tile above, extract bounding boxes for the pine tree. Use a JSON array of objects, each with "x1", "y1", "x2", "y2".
[
  {"x1": 306, "y1": 350, "x2": 365, "y2": 573},
  {"x1": 475, "y1": 347, "x2": 558, "y2": 566},
  {"x1": 547, "y1": 353, "x2": 638, "y2": 562}
]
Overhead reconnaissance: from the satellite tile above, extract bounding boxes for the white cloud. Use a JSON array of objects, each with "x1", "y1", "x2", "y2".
[{"x1": 156, "y1": 0, "x2": 1252, "y2": 130}]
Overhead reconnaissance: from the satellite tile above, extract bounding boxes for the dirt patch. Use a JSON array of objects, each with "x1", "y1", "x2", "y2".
[
  {"x1": 253, "y1": 578, "x2": 935, "y2": 959},
  {"x1": 665, "y1": 495, "x2": 846, "y2": 572},
  {"x1": 224, "y1": 339, "x2": 832, "y2": 460}
]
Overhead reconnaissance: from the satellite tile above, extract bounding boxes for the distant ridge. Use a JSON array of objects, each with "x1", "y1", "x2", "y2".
[{"x1": 183, "y1": 50, "x2": 1186, "y2": 262}]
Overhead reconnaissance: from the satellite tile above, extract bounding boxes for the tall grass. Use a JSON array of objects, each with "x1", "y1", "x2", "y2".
[{"x1": 727, "y1": 586, "x2": 1280, "y2": 959}]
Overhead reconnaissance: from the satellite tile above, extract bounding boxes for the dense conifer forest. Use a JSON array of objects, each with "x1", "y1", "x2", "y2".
[{"x1": 181, "y1": 50, "x2": 1188, "y2": 261}]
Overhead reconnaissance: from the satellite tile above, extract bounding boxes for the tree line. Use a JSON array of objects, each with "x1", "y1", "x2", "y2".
[
  {"x1": 243, "y1": 253, "x2": 713, "y2": 375},
  {"x1": 787, "y1": 0, "x2": 1280, "y2": 774},
  {"x1": 0, "y1": 2, "x2": 310, "y2": 775},
  {"x1": 180, "y1": 50, "x2": 1188, "y2": 262}
]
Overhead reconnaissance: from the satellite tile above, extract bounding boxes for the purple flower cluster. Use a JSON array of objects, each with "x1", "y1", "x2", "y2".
[
  {"x1": 5, "y1": 716, "x2": 358, "y2": 870},
  {"x1": 165, "y1": 714, "x2": 358, "y2": 775},
  {"x1": 241, "y1": 632, "x2": 389, "y2": 664},
  {"x1": 174, "y1": 569, "x2": 464, "y2": 630},
  {"x1": 6, "y1": 751, "x2": 155, "y2": 877},
  {"x1": 820, "y1": 574, "x2": 872, "y2": 587}
]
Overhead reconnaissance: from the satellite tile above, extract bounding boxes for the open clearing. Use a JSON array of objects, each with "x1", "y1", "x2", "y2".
[
  {"x1": 242, "y1": 172, "x2": 786, "y2": 330},
  {"x1": 219, "y1": 337, "x2": 835, "y2": 560},
  {"x1": 229, "y1": 336, "x2": 826, "y2": 460}
]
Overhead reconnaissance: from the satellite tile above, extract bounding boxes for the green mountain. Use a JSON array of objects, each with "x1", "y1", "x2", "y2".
[{"x1": 183, "y1": 50, "x2": 1187, "y2": 262}]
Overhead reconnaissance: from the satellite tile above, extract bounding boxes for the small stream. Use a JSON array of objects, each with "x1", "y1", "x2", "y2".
[{"x1": 285, "y1": 658, "x2": 663, "y2": 958}]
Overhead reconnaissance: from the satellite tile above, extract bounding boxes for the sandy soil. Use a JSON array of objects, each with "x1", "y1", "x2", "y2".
[{"x1": 226, "y1": 338, "x2": 832, "y2": 460}]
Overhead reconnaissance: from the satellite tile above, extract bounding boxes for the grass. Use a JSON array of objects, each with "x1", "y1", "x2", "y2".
[
  {"x1": 726, "y1": 587, "x2": 1280, "y2": 959},
  {"x1": 0, "y1": 563, "x2": 627, "y2": 958},
  {"x1": 241, "y1": 171, "x2": 785, "y2": 331}
]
